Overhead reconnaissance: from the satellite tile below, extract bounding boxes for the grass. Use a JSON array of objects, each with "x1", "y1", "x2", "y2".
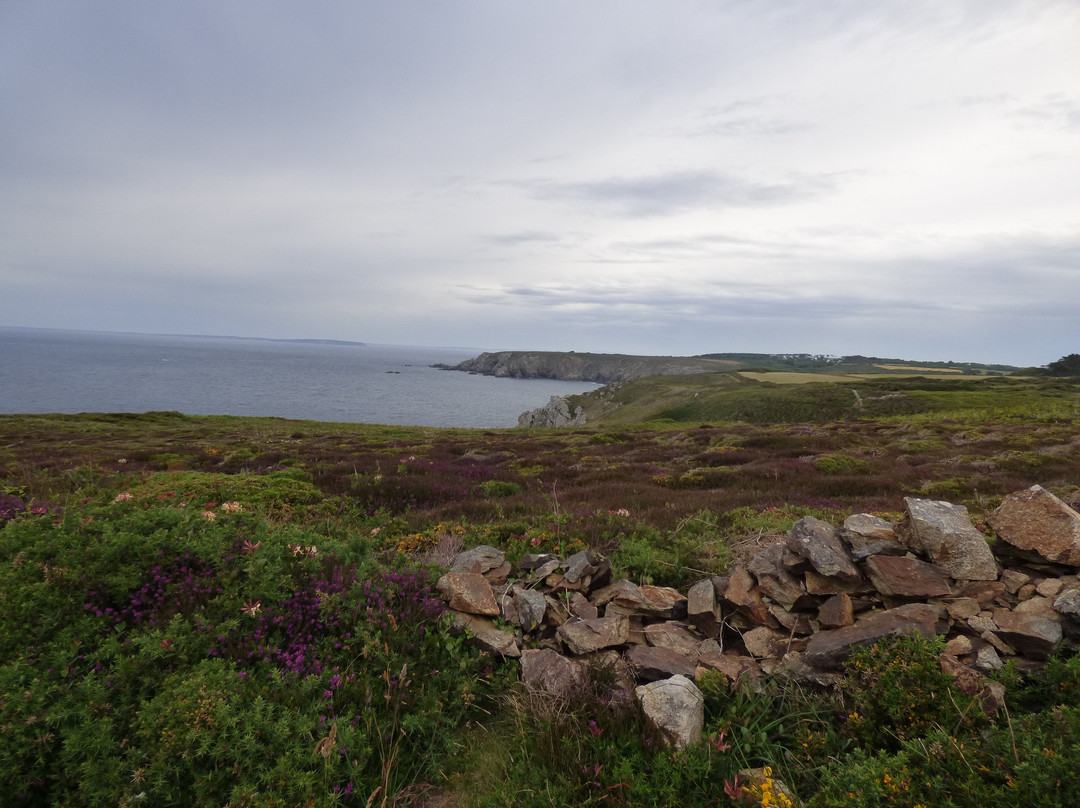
[{"x1": 1, "y1": 382, "x2": 1079, "y2": 806}]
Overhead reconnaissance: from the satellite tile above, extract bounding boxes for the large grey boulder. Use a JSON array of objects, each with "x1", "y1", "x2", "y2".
[
  {"x1": 518, "y1": 396, "x2": 586, "y2": 428},
  {"x1": 635, "y1": 675, "x2": 704, "y2": 751},
  {"x1": 451, "y1": 545, "x2": 506, "y2": 574},
  {"x1": 990, "y1": 485, "x2": 1080, "y2": 567},
  {"x1": 897, "y1": 498, "x2": 998, "y2": 580}
]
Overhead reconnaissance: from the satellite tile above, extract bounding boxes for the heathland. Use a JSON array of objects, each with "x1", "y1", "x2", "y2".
[{"x1": 2, "y1": 368, "x2": 1080, "y2": 806}]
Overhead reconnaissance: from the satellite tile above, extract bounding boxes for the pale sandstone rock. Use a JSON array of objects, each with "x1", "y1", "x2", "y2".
[
  {"x1": 990, "y1": 485, "x2": 1080, "y2": 567},
  {"x1": 437, "y1": 572, "x2": 500, "y2": 616},
  {"x1": 636, "y1": 675, "x2": 704, "y2": 751},
  {"x1": 450, "y1": 611, "x2": 520, "y2": 658}
]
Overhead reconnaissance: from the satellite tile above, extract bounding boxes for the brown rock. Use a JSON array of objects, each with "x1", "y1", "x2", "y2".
[
  {"x1": 519, "y1": 649, "x2": 588, "y2": 698},
  {"x1": 956, "y1": 580, "x2": 1005, "y2": 606},
  {"x1": 767, "y1": 604, "x2": 815, "y2": 635},
  {"x1": 864, "y1": 555, "x2": 952, "y2": 599},
  {"x1": 450, "y1": 611, "x2": 521, "y2": 657},
  {"x1": 625, "y1": 644, "x2": 697, "y2": 681},
  {"x1": 944, "y1": 634, "x2": 973, "y2": 656},
  {"x1": 804, "y1": 603, "x2": 947, "y2": 670},
  {"x1": 990, "y1": 485, "x2": 1080, "y2": 567},
  {"x1": 437, "y1": 572, "x2": 500, "y2": 616},
  {"x1": 557, "y1": 616, "x2": 630, "y2": 655},
  {"x1": 696, "y1": 650, "x2": 761, "y2": 687},
  {"x1": 748, "y1": 545, "x2": 810, "y2": 610},
  {"x1": 992, "y1": 608, "x2": 1062, "y2": 659},
  {"x1": 484, "y1": 560, "x2": 512, "y2": 586},
  {"x1": 818, "y1": 594, "x2": 855, "y2": 628},
  {"x1": 569, "y1": 592, "x2": 598, "y2": 620},
  {"x1": 939, "y1": 653, "x2": 1005, "y2": 714},
  {"x1": 804, "y1": 568, "x2": 870, "y2": 596},
  {"x1": 596, "y1": 581, "x2": 687, "y2": 619},
  {"x1": 742, "y1": 626, "x2": 789, "y2": 659},
  {"x1": 723, "y1": 566, "x2": 771, "y2": 624},
  {"x1": 898, "y1": 498, "x2": 998, "y2": 580},
  {"x1": 1036, "y1": 578, "x2": 1064, "y2": 599},
  {"x1": 1000, "y1": 569, "x2": 1031, "y2": 595},
  {"x1": 946, "y1": 597, "x2": 981, "y2": 620},
  {"x1": 644, "y1": 622, "x2": 704, "y2": 660}
]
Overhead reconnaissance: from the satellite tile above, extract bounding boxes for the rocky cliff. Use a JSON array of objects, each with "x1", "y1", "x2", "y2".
[
  {"x1": 441, "y1": 351, "x2": 736, "y2": 384},
  {"x1": 517, "y1": 396, "x2": 586, "y2": 428}
]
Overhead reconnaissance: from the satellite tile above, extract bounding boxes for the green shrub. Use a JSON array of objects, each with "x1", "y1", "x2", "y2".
[
  {"x1": 479, "y1": 480, "x2": 522, "y2": 498},
  {"x1": 843, "y1": 633, "x2": 986, "y2": 751},
  {"x1": 813, "y1": 454, "x2": 870, "y2": 475}
]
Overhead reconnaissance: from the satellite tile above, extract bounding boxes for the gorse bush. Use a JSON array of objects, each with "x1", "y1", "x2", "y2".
[{"x1": 0, "y1": 497, "x2": 504, "y2": 807}]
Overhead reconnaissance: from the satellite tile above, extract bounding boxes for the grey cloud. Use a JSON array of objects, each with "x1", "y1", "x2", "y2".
[
  {"x1": 1010, "y1": 94, "x2": 1080, "y2": 131},
  {"x1": 484, "y1": 231, "x2": 566, "y2": 247},
  {"x1": 517, "y1": 171, "x2": 837, "y2": 217}
]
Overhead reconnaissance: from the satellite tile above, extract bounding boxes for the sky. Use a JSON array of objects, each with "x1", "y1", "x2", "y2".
[{"x1": 2, "y1": 1, "x2": 1078, "y2": 366}]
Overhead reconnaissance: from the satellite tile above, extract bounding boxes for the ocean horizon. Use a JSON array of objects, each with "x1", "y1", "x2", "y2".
[{"x1": 0, "y1": 327, "x2": 600, "y2": 428}]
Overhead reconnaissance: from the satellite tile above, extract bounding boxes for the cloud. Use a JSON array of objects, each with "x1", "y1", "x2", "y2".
[
  {"x1": 1010, "y1": 93, "x2": 1080, "y2": 131},
  {"x1": 515, "y1": 171, "x2": 839, "y2": 217}
]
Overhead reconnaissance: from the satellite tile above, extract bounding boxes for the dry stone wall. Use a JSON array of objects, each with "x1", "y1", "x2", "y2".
[{"x1": 434, "y1": 484, "x2": 1080, "y2": 751}]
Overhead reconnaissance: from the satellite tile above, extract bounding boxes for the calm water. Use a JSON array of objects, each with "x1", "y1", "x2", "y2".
[{"x1": 0, "y1": 328, "x2": 600, "y2": 428}]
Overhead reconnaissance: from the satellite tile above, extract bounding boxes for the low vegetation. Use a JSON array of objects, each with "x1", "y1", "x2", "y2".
[{"x1": 2, "y1": 370, "x2": 1079, "y2": 806}]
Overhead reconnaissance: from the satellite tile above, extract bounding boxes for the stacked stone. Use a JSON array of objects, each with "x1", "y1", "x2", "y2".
[{"x1": 434, "y1": 484, "x2": 1080, "y2": 751}]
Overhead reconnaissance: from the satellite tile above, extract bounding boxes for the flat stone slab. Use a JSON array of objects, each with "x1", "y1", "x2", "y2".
[
  {"x1": 898, "y1": 498, "x2": 998, "y2": 581},
  {"x1": 992, "y1": 608, "x2": 1062, "y2": 660},
  {"x1": 864, "y1": 555, "x2": 952, "y2": 599},
  {"x1": 625, "y1": 644, "x2": 697, "y2": 681},
  {"x1": 557, "y1": 615, "x2": 630, "y2": 655},
  {"x1": 450, "y1": 545, "x2": 506, "y2": 574},
  {"x1": 644, "y1": 622, "x2": 704, "y2": 659},
  {"x1": 804, "y1": 603, "x2": 947, "y2": 670},
  {"x1": 450, "y1": 611, "x2": 521, "y2": 658},
  {"x1": 990, "y1": 485, "x2": 1080, "y2": 567},
  {"x1": 841, "y1": 513, "x2": 898, "y2": 549}
]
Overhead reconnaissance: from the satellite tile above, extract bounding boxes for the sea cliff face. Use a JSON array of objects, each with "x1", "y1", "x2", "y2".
[{"x1": 444, "y1": 351, "x2": 732, "y2": 384}]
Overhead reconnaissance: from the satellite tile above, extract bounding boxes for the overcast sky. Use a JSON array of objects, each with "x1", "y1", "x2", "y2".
[{"x1": 2, "y1": 1, "x2": 1078, "y2": 365}]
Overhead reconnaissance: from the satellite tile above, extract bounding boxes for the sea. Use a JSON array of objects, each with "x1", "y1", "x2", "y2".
[{"x1": 0, "y1": 327, "x2": 601, "y2": 428}]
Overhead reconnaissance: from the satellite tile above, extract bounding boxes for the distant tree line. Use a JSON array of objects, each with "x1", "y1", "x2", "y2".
[{"x1": 1048, "y1": 354, "x2": 1080, "y2": 376}]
